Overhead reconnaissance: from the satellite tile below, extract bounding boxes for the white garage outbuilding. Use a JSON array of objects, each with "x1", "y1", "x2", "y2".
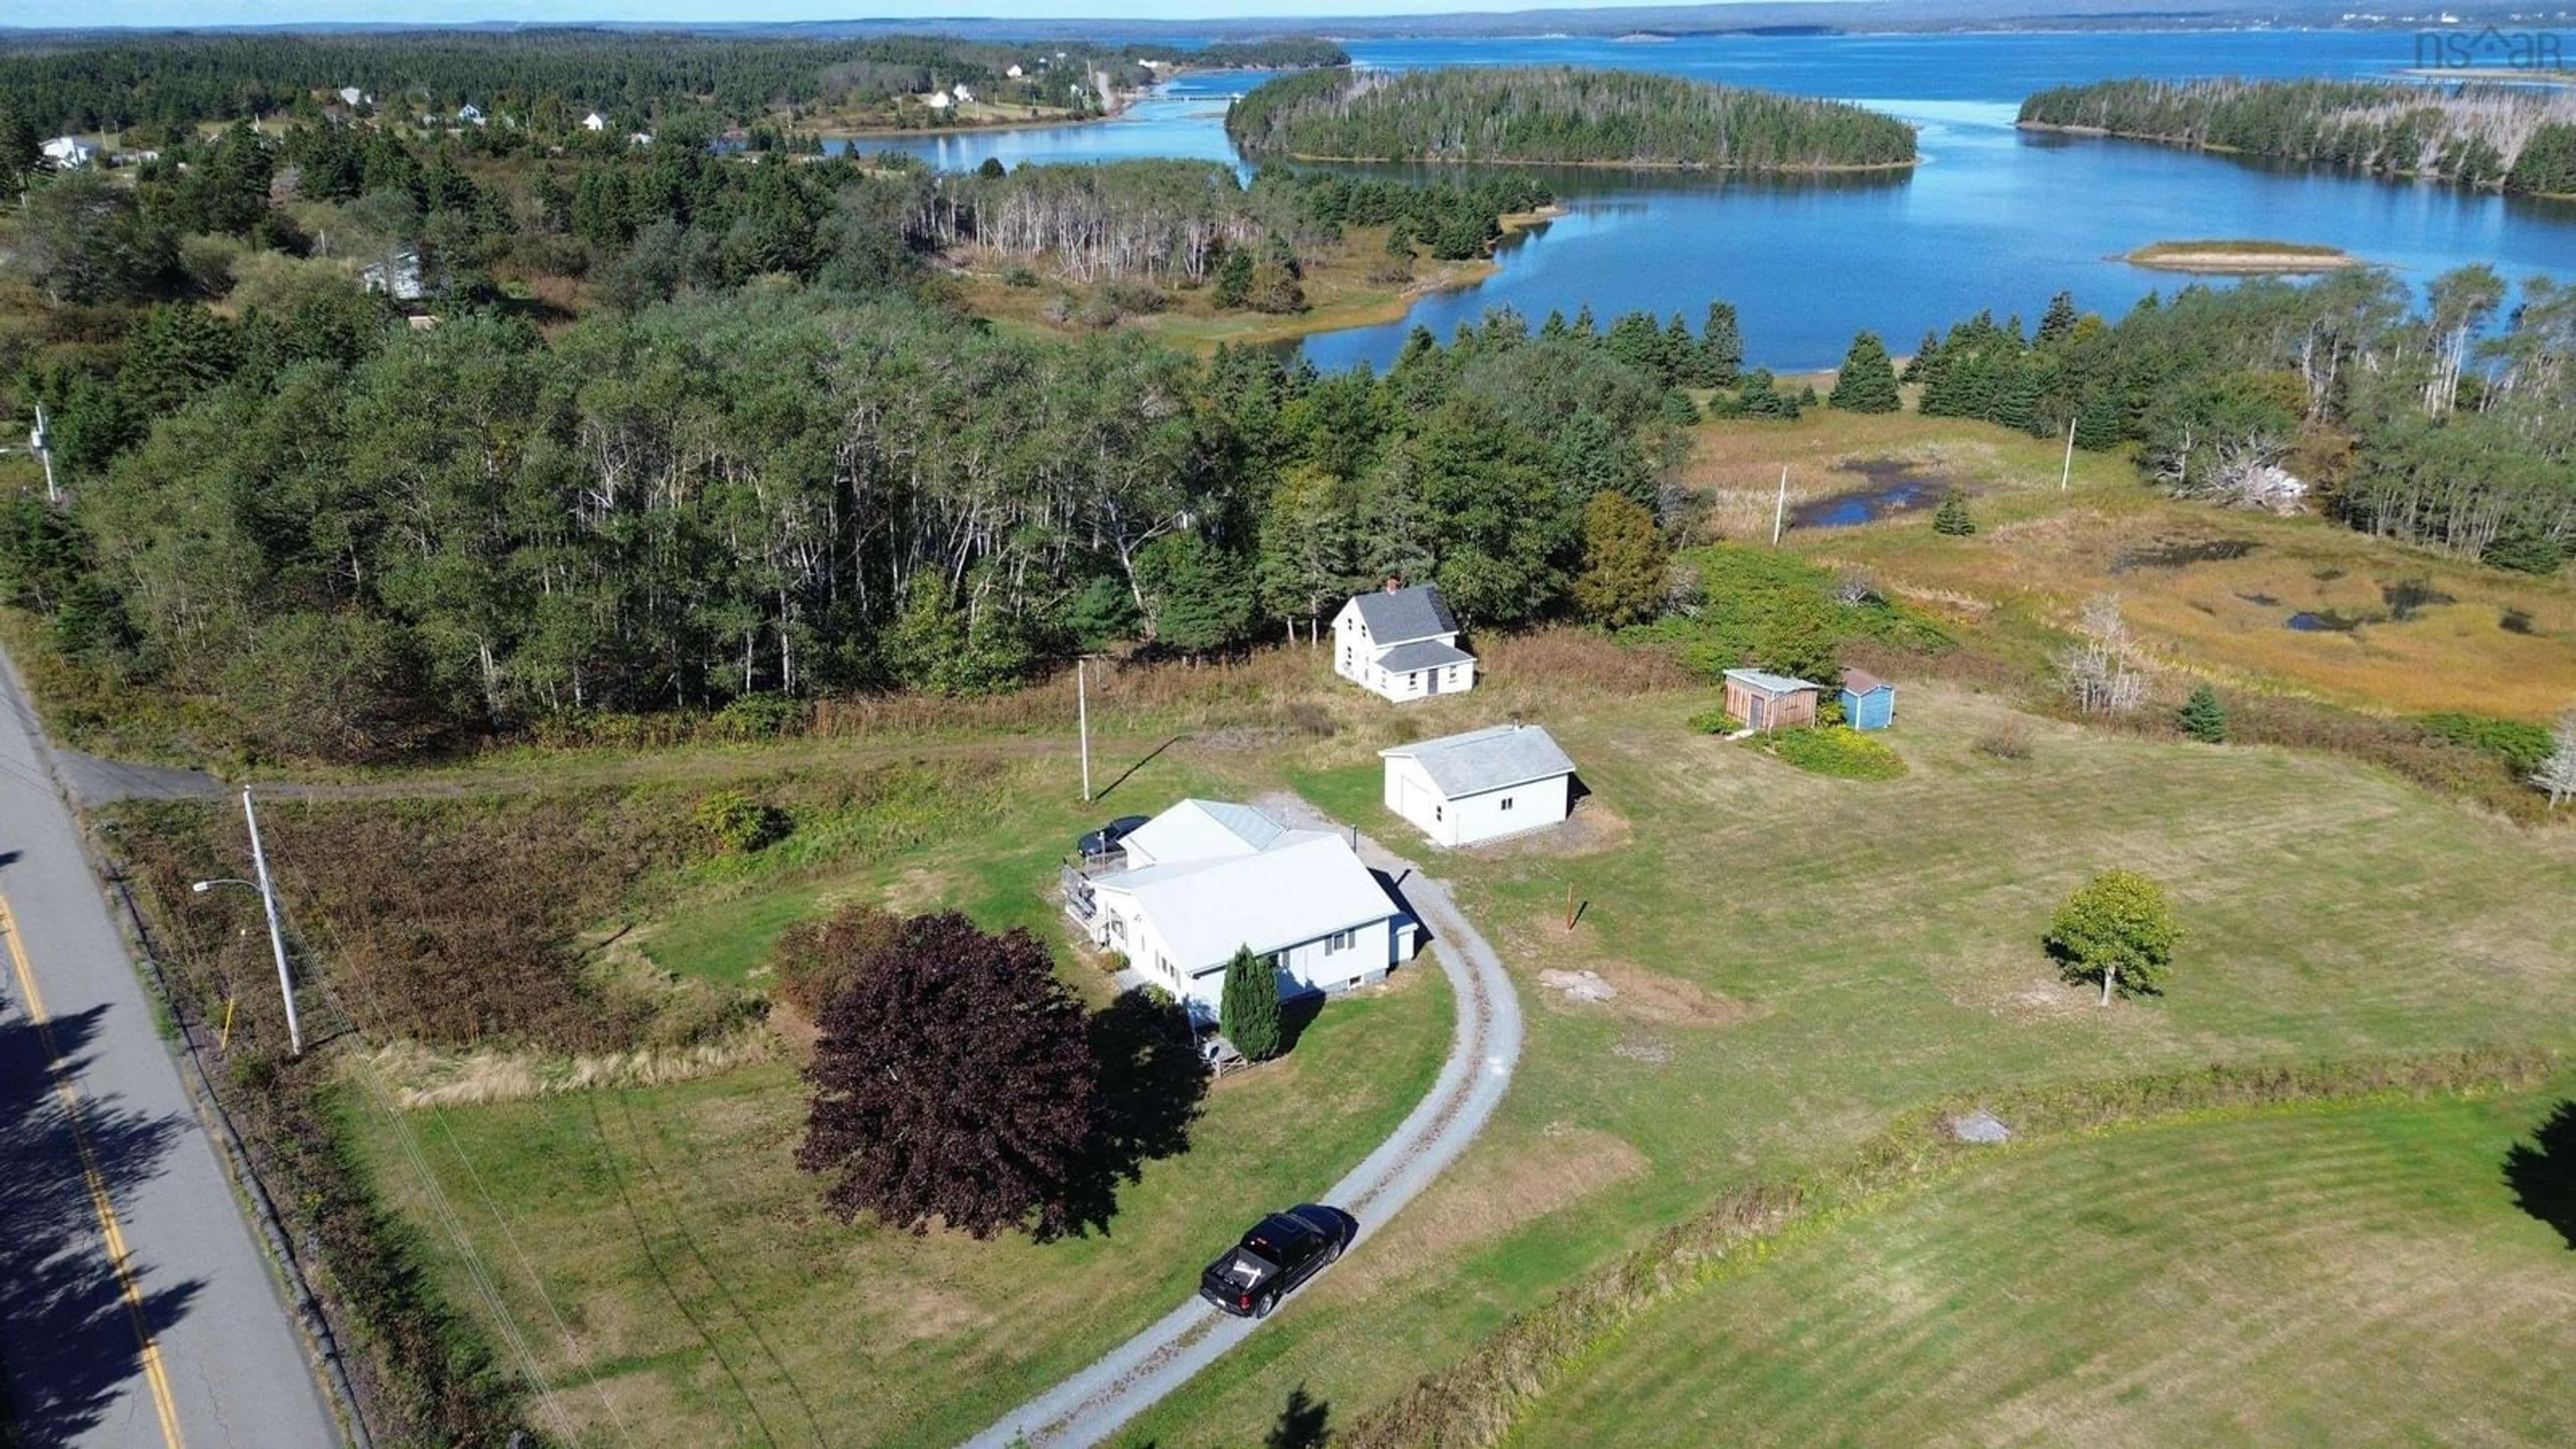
[{"x1": 1379, "y1": 724, "x2": 1576, "y2": 848}]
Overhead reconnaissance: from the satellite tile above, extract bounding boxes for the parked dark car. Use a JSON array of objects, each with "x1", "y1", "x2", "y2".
[
  {"x1": 1077, "y1": 814, "x2": 1150, "y2": 859},
  {"x1": 1197, "y1": 1205, "x2": 1353, "y2": 1318}
]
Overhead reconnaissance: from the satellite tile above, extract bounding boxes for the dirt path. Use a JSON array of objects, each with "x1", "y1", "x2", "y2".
[{"x1": 963, "y1": 795, "x2": 1525, "y2": 1449}]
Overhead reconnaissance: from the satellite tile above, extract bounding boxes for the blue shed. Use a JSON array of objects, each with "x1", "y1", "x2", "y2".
[{"x1": 1840, "y1": 669, "x2": 1896, "y2": 731}]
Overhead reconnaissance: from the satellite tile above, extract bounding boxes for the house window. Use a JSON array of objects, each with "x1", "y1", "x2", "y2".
[
  {"x1": 1434, "y1": 804, "x2": 1443, "y2": 821},
  {"x1": 1328, "y1": 930, "x2": 1352, "y2": 953},
  {"x1": 1501, "y1": 796, "x2": 1515, "y2": 812},
  {"x1": 1408, "y1": 672, "x2": 1420, "y2": 689}
]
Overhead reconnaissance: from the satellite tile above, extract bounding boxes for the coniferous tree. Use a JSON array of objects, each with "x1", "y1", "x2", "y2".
[
  {"x1": 1699, "y1": 300, "x2": 1743, "y2": 387},
  {"x1": 2037, "y1": 289, "x2": 2080, "y2": 345},
  {"x1": 1572, "y1": 491, "x2": 1667, "y2": 628},
  {"x1": 2177, "y1": 683, "x2": 2228, "y2": 743},
  {"x1": 1828, "y1": 330, "x2": 1902, "y2": 413},
  {"x1": 1220, "y1": 945, "x2": 1284, "y2": 1060},
  {"x1": 1898, "y1": 329, "x2": 1939, "y2": 384},
  {"x1": 1933, "y1": 488, "x2": 1978, "y2": 536}
]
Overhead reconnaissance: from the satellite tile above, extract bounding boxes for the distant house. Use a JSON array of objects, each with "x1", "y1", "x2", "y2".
[
  {"x1": 337, "y1": 86, "x2": 369, "y2": 107},
  {"x1": 1006, "y1": 63, "x2": 1026, "y2": 78},
  {"x1": 1840, "y1": 669, "x2": 1896, "y2": 731},
  {"x1": 1723, "y1": 668, "x2": 1822, "y2": 732},
  {"x1": 1333, "y1": 582, "x2": 1477, "y2": 703},
  {"x1": 1381, "y1": 724, "x2": 1577, "y2": 848},
  {"x1": 581, "y1": 111, "x2": 608, "y2": 131},
  {"x1": 456, "y1": 103, "x2": 485, "y2": 125},
  {"x1": 951, "y1": 84, "x2": 976, "y2": 104},
  {"x1": 1063, "y1": 799, "x2": 1416, "y2": 1023},
  {"x1": 924, "y1": 90, "x2": 954, "y2": 111},
  {"x1": 626, "y1": 131, "x2": 655, "y2": 146},
  {"x1": 40, "y1": 136, "x2": 97, "y2": 168}
]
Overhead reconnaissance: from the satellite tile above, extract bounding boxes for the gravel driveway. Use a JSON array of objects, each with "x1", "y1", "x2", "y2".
[{"x1": 963, "y1": 796, "x2": 1525, "y2": 1448}]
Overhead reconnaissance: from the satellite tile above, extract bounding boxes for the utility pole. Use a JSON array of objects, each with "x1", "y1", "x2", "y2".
[
  {"x1": 1772, "y1": 466, "x2": 1788, "y2": 545},
  {"x1": 31, "y1": 402, "x2": 58, "y2": 504},
  {"x1": 2060, "y1": 415, "x2": 2076, "y2": 492},
  {"x1": 1077, "y1": 656, "x2": 1093, "y2": 803},
  {"x1": 241, "y1": 788, "x2": 304, "y2": 1056}
]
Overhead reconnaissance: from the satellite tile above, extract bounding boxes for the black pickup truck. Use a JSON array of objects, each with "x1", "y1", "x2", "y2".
[{"x1": 1197, "y1": 1204, "x2": 1353, "y2": 1318}]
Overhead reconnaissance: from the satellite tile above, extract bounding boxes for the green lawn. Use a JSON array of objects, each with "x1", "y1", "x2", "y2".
[
  {"x1": 1116, "y1": 684, "x2": 2576, "y2": 1446},
  {"x1": 355, "y1": 958, "x2": 1450, "y2": 1448},
  {"x1": 1520, "y1": 1089, "x2": 2576, "y2": 1445}
]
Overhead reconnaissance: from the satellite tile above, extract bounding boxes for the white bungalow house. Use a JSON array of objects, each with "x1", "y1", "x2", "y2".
[
  {"x1": 337, "y1": 86, "x2": 370, "y2": 107},
  {"x1": 1006, "y1": 63, "x2": 1026, "y2": 78},
  {"x1": 951, "y1": 84, "x2": 976, "y2": 104},
  {"x1": 1333, "y1": 582, "x2": 1477, "y2": 703},
  {"x1": 581, "y1": 111, "x2": 608, "y2": 132},
  {"x1": 40, "y1": 136, "x2": 97, "y2": 168},
  {"x1": 924, "y1": 90, "x2": 954, "y2": 111},
  {"x1": 1381, "y1": 724, "x2": 1577, "y2": 848},
  {"x1": 455, "y1": 103, "x2": 486, "y2": 125},
  {"x1": 1065, "y1": 800, "x2": 1416, "y2": 1024}
]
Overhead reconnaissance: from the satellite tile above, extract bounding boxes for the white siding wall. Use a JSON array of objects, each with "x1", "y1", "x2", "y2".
[
  {"x1": 1174, "y1": 917, "x2": 1397, "y2": 1018},
  {"x1": 1383, "y1": 758, "x2": 1572, "y2": 848},
  {"x1": 1333, "y1": 605, "x2": 1368, "y2": 688},
  {"x1": 1448, "y1": 774, "x2": 1571, "y2": 846}
]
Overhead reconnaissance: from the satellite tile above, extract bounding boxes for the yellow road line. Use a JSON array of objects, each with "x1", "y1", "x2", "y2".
[{"x1": 0, "y1": 891, "x2": 188, "y2": 1449}]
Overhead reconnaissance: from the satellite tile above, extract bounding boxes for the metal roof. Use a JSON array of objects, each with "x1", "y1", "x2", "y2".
[
  {"x1": 1118, "y1": 798, "x2": 1285, "y2": 869},
  {"x1": 1723, "y1": 667, "x2": 1823, "y2": 696},
  {"x1": 1380, "y1": 723, "x2": 1576, "y2": 800},
  {"x1": 1093, "y1": 829, "x2": 1398, "y2": 971},
  {"x1": 1375, "y1": 639, "x2": 1476, "y2": 672},
  {"x1": 1347, "y1": 584, "x2": 1460, "y2": 645}
]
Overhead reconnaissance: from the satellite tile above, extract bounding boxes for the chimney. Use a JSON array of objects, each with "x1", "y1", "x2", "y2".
[{"x1": 1383, "y1": 576, "x2": 1401, "y2": 593}]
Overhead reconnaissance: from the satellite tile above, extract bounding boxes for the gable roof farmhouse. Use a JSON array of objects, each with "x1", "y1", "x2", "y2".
[{"x1": 1349, "y1": 584, "x2": 1460, "y2": 645}]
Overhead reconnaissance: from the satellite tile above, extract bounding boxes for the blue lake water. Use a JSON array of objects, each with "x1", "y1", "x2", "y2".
[{"x1": 854, "y1": 32, "x2": 2576, "y2": 371}]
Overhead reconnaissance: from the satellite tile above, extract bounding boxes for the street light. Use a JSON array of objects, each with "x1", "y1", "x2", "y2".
[{"x1": 190, "y1": 788, "x2": 303, "y2": 1056}]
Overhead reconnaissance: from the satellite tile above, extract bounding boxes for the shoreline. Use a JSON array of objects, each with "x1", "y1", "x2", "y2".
[
  {"x1": 2015, "y1": 119, "x2": 2576, "y2": 201},
  {"x1": 1249, "y1": 148, "x2": 1919, "y2": 174}
]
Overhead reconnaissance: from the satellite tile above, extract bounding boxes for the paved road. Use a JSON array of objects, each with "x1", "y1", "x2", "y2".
[
  {"x1": 0, "y1": 653, "x2": 341, "y2": 1448},
  {"x1": 965, "y1": 797, "x2": 1525, "y2": 1449}
]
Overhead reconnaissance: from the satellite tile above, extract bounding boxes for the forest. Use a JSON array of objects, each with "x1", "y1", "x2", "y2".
[
  {"x1": 1898, "y1": 271, "x2": 2576, "y2": 568},
  {"x1": 0, "y1": 30, "x2": 1346, "y2": 142},
  {"x1": 2018, "y1": 77, "x2": 2576, "y2": 196},
  {"x1": 1224, "y1": 66, "x2": 1919, "y2": 170}
]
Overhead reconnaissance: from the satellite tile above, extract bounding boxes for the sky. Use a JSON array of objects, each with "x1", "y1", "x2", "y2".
[{"x1": 18, "y1": 0, "x2": 1750, "y2": 30}]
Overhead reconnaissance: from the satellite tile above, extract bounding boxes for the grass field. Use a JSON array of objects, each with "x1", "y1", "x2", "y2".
[
  {"x1": 1518, "y1": 1089, "x2": 2576, "y2": 1445},
  {"x1": 1111, "y1": 680, "x2": 2576, "y2": 1446}
]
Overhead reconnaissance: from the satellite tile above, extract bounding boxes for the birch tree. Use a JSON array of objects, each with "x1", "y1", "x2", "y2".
[
  {"x1": 2059, "y1": 594, "x2": 2146, "y2": 716},
  {"x1": 2534, "y1": 708, "x2": 2576, "y2": 810}
]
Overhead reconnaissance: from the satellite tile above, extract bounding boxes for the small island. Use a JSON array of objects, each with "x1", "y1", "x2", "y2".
[
  {"x1": 1226, "y1": 65, "x2": 1918, "y2": 172},
  {"x1": 2122, "y1": 239, "x2": 2363, "y2": 275}
]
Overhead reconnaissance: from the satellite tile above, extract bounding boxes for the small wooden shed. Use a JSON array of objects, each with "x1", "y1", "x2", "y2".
[
  {"x1": 1840, "y1": 669, "x2": 1896, "y2": 731},
  {"x1": 1723, "y1": 668, "x2": 1822, "y2": 732}
]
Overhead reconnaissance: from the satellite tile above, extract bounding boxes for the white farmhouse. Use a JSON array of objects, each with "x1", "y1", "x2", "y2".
[
  {"x1": 1065, "y1": 800, "x2": 1416, "y2": 1023},
  {"x1": 1006, "y1": 63, "x2": 1026, "y2": 78},
  {"x1": 1381, "y1": 724, "x2": 1576, "y2": 848},
  {"x1": 581, "y1": 111, "x2": 608, "y2": 131},
  {"x1": 1333, "y1": 582, "x2": 1477, "y2": 702},
  {"x1": 456, "y1": 103, "x2": 485, "y2": 125},
  {"x1": 951, "y1": 84, "x2": 976, "y2": 104},
  {"x1": 924, "y1": 90, "x2": 954, "y2": 111},
  {"x1": 40, "y1": 136, "x2": 97, "y2": 168}
]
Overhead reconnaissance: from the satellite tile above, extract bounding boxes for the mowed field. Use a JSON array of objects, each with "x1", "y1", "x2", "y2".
[
  {"x1": 1112, "y1": 678, "x2": 2576, "y2": 1446},
  {"x1": 1519, "y1": 1091, "x2": 2576, "y2": 1446}
]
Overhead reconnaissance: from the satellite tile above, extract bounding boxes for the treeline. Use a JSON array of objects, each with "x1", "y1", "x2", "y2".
[
  {"x1": 1892, "y1": 272, "x2": 2576, "y2": 566},
  {"x1": 0, "y1": 274, "x2": 1725, "y2": 761},
  {"x1": 2019, "y1": 77, "x2": 2576, "y2": 196},
  {"x1": 0, "y1": 30, "x2": 1341, "y2": 142},
  {"x1": 1226, "y1": 66, "x2": 1918, "y2": 171},
  {"x1": 915, "y1": 160, "x2": 1553, "y2": 286}
]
